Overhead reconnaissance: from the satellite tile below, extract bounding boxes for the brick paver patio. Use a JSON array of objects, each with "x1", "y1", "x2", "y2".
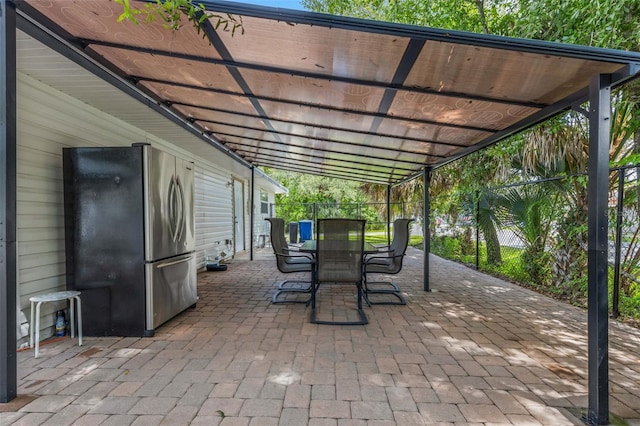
[{"x1": 2, "y1": 248, "x2": 639, "y2": 425}]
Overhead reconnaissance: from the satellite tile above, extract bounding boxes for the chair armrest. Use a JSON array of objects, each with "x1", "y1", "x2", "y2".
[
  {"x1": 372, "y1": 247, "x2": 393, "y2": 255},
  {"x1": 364, "y1": 248, "x2": 395, "y2": 260},
  {"x1": 364, "y1": 252, "x2": 402, "y2": 264},
  {"x1": 275, "y1": 252, "x2": 315, "y2": 262}
]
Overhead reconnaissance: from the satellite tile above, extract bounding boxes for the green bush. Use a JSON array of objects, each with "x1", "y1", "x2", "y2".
[
  {"x1": 522, "y1": 248, "x2": 553, "y2": 286},
  {"x1": 432, "y1": 235, "x2": 462, "y2": 259}
]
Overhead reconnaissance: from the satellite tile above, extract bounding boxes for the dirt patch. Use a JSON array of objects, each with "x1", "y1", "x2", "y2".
[
  {"x1": 0, "y1": 395, "x2": 38, "y2": 412},
  {"x1": 77, "y1": 348, "x2": 103, "y2": 357}
]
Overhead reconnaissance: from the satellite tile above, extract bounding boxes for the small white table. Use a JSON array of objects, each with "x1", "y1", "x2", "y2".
[{"x1": 30, "y1": 291, "x2": 83, "y2": 358}]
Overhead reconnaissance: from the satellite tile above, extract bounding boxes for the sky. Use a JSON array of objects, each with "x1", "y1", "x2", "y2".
[{"x1": 225, "y1": 0, "x2": 305, "y2": 11}]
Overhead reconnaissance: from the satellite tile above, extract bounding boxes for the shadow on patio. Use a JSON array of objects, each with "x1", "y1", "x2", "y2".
[{"x1": 3, "y1": 248, "x2": 640, "y2": 425}]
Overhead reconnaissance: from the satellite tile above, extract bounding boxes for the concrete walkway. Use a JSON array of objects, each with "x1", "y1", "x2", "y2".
[{"x1": 2, "y1": 248, "x2": 639, "y2": 425}]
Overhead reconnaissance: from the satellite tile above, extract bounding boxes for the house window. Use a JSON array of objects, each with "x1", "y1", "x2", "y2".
[{"x1": 260, "y1": 190, "x2": 269, "y2": 214}]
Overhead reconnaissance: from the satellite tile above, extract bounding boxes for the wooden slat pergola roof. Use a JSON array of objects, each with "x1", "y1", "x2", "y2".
[{"x1": 16, "y1": 0, "x2": 640, "y2": 185}]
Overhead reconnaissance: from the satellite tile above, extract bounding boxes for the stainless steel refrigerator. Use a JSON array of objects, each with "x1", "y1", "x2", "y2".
[{"x1": 63, "y1": 144, "x2": 197, "y2": 336}]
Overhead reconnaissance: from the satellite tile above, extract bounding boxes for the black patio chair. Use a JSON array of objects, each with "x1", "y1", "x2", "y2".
[
  {"x1": 310, "y1": 218, "x2": 368, "y2": 325},
  {"x1": 266, "y1": 217, "x2": 315, "y2": 304},
  {"x1": 363, "y1": 218, "x2": 414, "y2": 305}
]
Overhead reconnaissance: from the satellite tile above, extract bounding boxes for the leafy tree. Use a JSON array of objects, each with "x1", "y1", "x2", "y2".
[
  {"x1": 494, "y1": 0, "x2": 640, "y2": 49},
  {"x1": 518, "y1": 98, "x2": 639, "y2": 289},
  {"x1": 264, "y1": 169, "x2": 382, "y2": 227},
  {"x1": 301, "y1": 0, "x2": 495, "y2": 32},
  {"x1": 475, "y1": 190, "x2": 503, "y2": 265},
  {"x1": 115, "y1": 0, "x2": 243, "y2": 37},
  {"x1": 303, "y1": 0, "x2": 640, "y2": 49},
  {"x1": 491, "y1": 1, "x2": 640, "y2": 289}
]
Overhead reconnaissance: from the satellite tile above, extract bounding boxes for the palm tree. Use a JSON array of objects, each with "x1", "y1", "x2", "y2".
[
  {"x1": 475, "y1": 190, "x2": 503, "y2": 265},
  {"x1": 494, "y1": 183, "x2": 557, "y2": 285},
  {"x1": 517, "y1": 95, "x2": 639, "y2": 290}
]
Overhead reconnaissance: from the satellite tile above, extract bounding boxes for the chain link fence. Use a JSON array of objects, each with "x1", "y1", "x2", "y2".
[
  {"x1": 271, "y1": 201, "x2": 424, "y2": 242},
  {"x1": 264, "y1": 167, "x2": 638, "y2": 320},
  {"x1": 431, "y1": 165, "x2": 640, "y2": 320}
]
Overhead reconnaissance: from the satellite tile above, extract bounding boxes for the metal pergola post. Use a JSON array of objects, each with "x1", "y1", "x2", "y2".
[
  {"x1": 1, "y1": 0, "x2": 18, "y2": 403},
  {"x1": 423, "y1": 167, "x2": 431, "y2": 292},
  {"x1": 250, "y1": 167, "x2": 255, "y2": 261},
  {"x1": 475, "y1": 189, "x2": 480, "y2": 270},
  {"x1": 612, "y1": 169, "x2": 624, "y2": 319},
  {"x1": 386, "y1": 185, "x2": 391, "y2": 246},
  {"x1": 587, "y1": 73, "x2": 611, "y2": 425}
]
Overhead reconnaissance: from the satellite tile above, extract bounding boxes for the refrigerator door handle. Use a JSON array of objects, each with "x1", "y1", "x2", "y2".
[
  {"x1": 168, "y1": 176, "x2": 178, "y2": 242},
  {"x1": 167, "y1": 176, "x2": 174, "y2": 241},
  {"x1": 156, "y1": 255, "x2": 193, "y2": 269},
  {"x1": 175, "y1": 177, "x2": 185, "y2": 242}
]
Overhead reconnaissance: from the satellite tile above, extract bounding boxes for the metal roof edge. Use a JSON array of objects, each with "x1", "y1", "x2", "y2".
[
  {"x1": 254, "y1": 167, "x2": 288, "y2": 195},
  {"x1": 613, "y1": 63, "x2": 640, "y2": 86},
  {"x1": 392, "y1": 169, "x2": 430, "y2": 188},
  {"x1": 202, "y1": 0, "x2": 640, "y2": 65}
]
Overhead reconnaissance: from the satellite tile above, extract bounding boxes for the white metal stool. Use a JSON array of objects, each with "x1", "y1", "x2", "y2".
[{"x1": 29, "y1": 291, "x2": 83, "y2": 358}]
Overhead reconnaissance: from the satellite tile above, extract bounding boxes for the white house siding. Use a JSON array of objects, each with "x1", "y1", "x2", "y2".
[
  {"x1": 253, "y1": 186, "x2": 275, "y2": 247},
  {"x1": 15, "y1": 73, "x2": 262, "y2": 344},
  {"x1": 194, "y1": 167, "x2": 234, "y2": 266}
]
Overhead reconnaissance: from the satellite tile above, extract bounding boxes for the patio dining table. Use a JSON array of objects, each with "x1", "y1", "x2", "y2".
[{"x1": 297, "y1": 240, "x2": 378, "y2": 254}]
